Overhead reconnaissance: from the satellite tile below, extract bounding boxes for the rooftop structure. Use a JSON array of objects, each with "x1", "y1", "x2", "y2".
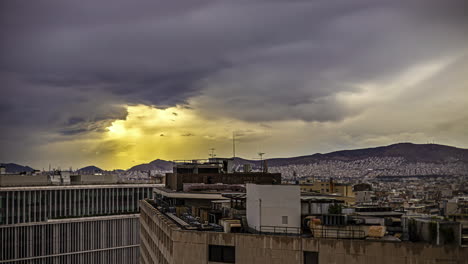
[
  {"x1": 165, "y1": 158, "x2": 281, "y2": 191},
  {"x1": 300, "y1": 179, "x2": 354, "y2": 197},
  {"x1": 246, "y1": 184, "x2": 301, "y2": 234},
  {"x1": 0, "y1": 170, "x2": 119, "y2": 187}
]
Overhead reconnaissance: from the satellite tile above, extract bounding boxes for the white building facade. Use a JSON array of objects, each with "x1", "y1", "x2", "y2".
[{"x1": 246, "y1": 184, "x2": 301, "y2": 234}]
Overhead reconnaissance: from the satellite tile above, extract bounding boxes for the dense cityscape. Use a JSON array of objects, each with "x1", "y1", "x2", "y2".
[
  {"x1": 1, "y1": 0, "x2": 468, "y2": 263},
  {"x1": 1, "y1": 143, "x2": 467, "y2": 263}
]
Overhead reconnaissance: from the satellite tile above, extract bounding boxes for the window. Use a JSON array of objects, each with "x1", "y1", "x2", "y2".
[
  {"x1": 282, "y1": 216, "x2": 288, "y2": 224},
  {"x1": 304, "y1": 251, "x2": 319, "y2": 264},
  {"x1": 209, "y1": 245, "x2": 235, "y2": 263}
]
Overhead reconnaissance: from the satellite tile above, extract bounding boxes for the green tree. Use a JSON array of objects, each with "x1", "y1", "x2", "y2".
[{"x1": 328, "y1": 203, "x2": 342, "y2": 214}]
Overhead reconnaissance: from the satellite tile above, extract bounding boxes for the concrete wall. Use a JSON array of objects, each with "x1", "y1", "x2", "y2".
[
  {"x1": 140, "y1": 200, "x2": 468, "y2": 264},
  {"x1": 71, "y1": 174, "x2": 118, "y2": 184},
  {"x1": 0, "y1": 174, "x2": 49, "y2": 187},
  {"x1": 356, "y1": 191, "x2": 373, "y2": 203},
  {"x1": 246, "y1": 184, "x2": 301, "y2": 233},
  {"x1": 411, "y1": 219, "x2": 462, "y2": 246}
]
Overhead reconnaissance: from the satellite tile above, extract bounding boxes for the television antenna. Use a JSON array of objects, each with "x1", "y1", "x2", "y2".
[
  {"x1": 232, "y1": 132, "x2": 236, "y2": 158},
  {"x1": 209, "y1": 148, "x2": 216, "y2": 159},
  {"x1": 258, "y1": 152, "x2": 265, "y2": 172}
]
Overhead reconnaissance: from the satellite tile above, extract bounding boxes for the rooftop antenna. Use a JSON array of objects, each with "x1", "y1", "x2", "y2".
[
  {"x1": 232, "y1": 132, "x2": 236, "y2": 159},
  {"x1": 258, "y1": 152, "x2": 265, "y2": 172},
  {"x1": 209, "y1": 148, "x2": 216, "y2": 159}
]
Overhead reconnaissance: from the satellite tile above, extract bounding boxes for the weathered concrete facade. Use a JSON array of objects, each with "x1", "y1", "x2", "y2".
[
  {"x1": 0, "y1": 175, "x2": 49, "y2": 187},
  {"x1": 140, "y1": 200, "x2": 468, "y2": 264},
  {"x1": 1, "y1": 214, "x2": 140, "y2": 264}
]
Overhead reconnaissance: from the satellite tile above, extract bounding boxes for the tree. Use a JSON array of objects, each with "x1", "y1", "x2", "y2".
[{"x1": 328, "y1": 203, "x2": 342, "y2": 214}]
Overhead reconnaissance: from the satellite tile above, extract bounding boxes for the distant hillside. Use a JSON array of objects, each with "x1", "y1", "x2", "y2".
[
  {"x1": 263, "y1": 143, "x2": 468, "y2": 166},
  {"x1": 6, "y1": 143, "x2": 463, "y2": 178},
  {"x1": 128, "y1": 159, "x2": 173, "y2": 172},
  {"x1": 130, "y1": 143, "x2": 468, "y2": 172},
  {"x1": 0, "y1": 163, "x2": 35, "y2": 173},
  {"x1": 77, "y1": 165, "x2": 103, "y2": 173},
  {"x1": 231, "y1": 143, "x2": 468, "y2": 178}
]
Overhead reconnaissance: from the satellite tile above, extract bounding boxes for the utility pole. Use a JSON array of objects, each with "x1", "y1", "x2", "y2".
[{"x1": 209, "y1": 148, "x2": 216, "y2": 159}]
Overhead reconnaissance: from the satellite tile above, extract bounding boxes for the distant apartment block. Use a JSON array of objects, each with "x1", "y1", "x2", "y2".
[{"x1": 300, "y1": 179, "x2": 354, "y2": 197}]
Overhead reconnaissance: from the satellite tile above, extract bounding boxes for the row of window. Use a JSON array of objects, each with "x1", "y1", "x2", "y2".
[
  {"x1": 0, "y1": 217, "x2": 139, "y2": 261},
  {"x1": 0, "y1": 187, "x2": 153, "y2": 224},
  {"x1": 0, "y1": 246, "x2": 139, "y2": 264},
  {"x1": 140, "y1": 209, "x2": 173, "y2": 255},
  {"x1": 208, "y1": 245, "x2": 318, "y2": 264},
  {"x1": 140, "y1": 223, "x2": 169, "y2": 264}
]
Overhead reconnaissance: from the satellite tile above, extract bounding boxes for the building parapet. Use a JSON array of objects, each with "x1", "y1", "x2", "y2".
[{"x1": 139, "y1": 200, "x2": 468, "y2": 264}]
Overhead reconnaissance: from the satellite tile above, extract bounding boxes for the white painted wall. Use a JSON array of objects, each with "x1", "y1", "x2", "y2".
[{"x1": 246, "y1": 184, "x2": 301, "y2": 233}]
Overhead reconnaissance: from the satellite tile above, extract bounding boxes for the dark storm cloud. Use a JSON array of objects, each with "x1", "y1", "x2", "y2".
[{"x1": 0, "y1": 0, "x2": 467, "y2": 164}]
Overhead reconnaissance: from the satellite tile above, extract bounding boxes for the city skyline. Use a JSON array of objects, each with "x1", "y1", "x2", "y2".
[{"x1": 1, "y1": 0, "x2": 467, "y2": 170}]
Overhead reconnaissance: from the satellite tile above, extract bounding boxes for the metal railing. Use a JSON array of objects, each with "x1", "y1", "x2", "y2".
[
  {"x1": 256, "y1": 226, "x2": 366, "y2": 239},
  {"x1": 310, "y1": 227, "x2": 365, "y2": 239},
  {"x1": 258, "y1": 226, "x2": 302, "y2": 236}
]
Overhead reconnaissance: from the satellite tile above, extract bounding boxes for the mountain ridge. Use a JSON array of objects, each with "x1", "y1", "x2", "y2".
[
  {"x1": 4, "y1": 143, "x2": 467, "y2": 173},
  {"x1": 127, "y1": 159, "x2": 173, "y2": 172},
  {"x1": 0, "y1": 163, "x2": 35, "y2": 173},
  {"x1": 77, "y1": 165, "x2": 103, "y2": 173}
]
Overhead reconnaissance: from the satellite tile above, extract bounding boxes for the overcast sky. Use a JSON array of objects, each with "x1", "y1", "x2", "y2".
[{"x1": 1, "y1": 0, "x2": 467, "y2": 170}]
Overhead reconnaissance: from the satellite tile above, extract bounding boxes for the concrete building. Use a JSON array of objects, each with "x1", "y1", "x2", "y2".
[
  {"x1": 0, "y1": 184, "x2": 156, "y2": 225},
  {"x1": 300, "y1": 197, "x2": 344, "y2": 215},
  {"x1": 0, "y1": 214, "x2": 140, "y2": 264},
  {"x1": 355, "y1": 191, "x2": 375, "y2": 204},
  {"x1": 404, "y1": 217, "x2": 462, "y2": 246},
  {"x1": 0, "y1": 184, "x2": 160, "y2": 263},
  {"x1": 0, "y1": 174, "x2": 49, "y2": 187},
  {"x1": 139, "y1": 200, "x2": 468, "y2": 264},
  {"x1": 70, "y1": 174, "x2": 118, "y2": 184},
  {"x1": 246, "y1": 184, "x2": 301, "y2": 234},
  {"x1": 0, "y1": 171, "x2": 118, "y2": 187},
  {"x1": 300, "y1": 179, "x2": 354, "y2": 197},
  {"x1": 165, "y1": 159, "x2": 281, "y2": 191}
]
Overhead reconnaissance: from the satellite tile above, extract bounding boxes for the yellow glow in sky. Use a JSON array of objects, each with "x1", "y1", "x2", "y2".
[{"x1": 96, "y1": 104, "x2": 269, "y2": 169}]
